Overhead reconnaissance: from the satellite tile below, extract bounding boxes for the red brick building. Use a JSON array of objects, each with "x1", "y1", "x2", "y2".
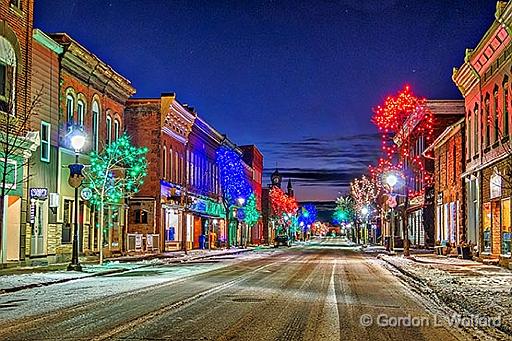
[
  {"x1": 427, "y1": 118, "x2": 465, "y2": 251},
  {"x1": 125, "y1": 93, "x2": 197, "y2": 252},
  {"x1": 453, "y1": 1, "x2": 512, "y2": 265},
  {"x1": 240, "y1": 145, "x2": 264, "y2": 244}
]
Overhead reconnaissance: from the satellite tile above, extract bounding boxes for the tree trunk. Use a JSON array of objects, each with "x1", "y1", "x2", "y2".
[
  {"x1": 99, "y1": 203, "x2": 104, "y2": 265},
  {"x1": 0, "y1": 194, "x2": 4, "y2": 265}
]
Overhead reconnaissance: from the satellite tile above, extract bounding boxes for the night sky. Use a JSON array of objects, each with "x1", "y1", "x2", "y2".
[{"x1": 35, "y1": 0, "x2": 496, "y2": 201}]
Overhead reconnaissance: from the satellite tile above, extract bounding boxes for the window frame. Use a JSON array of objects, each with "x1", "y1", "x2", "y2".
[
  {"x1": 92, "y1": 100, "x2": 100, "y2": 151},
  {"x1": 113, "y1": 118, "x2": 120, "y2": 141},
  {"x1": 106, "y1": 115, "x2": 112, "y2": 145},
  {"x1": 66, "y1": 94, "x2": 74, "y2": 126},
  {"x1": 77, "y1": 99, "x2": 85, "y2": 127},
  {"x1": 40, "y1": 121, "x2": 51, "y2": 162}
]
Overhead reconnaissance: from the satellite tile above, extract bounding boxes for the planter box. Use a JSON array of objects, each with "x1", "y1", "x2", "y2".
[{"x1": 457, "y1": 246, "x2": 472, "y2": 259}]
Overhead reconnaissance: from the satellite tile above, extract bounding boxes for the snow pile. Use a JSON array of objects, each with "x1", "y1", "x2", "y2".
[
  {"x1": 379, "y1": 254, "x2": 512, "y2": 338},
  {"x1": 0, "y1": 271, "x2": 90, "y2": 291}
]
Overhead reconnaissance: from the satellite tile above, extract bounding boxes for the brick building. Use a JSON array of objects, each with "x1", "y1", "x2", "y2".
[
  {"x1": 453, "y1": 1, "x2": 512, "y2": 265},
  {"x1": 240, "y1": 145, "x2": 264, "y2": 244},
  {"x1": 427, "y1": 118, "x2": 465, "y2": 250},
  {"x1": 0, "y1": 0, "x2": 40, "y2": 264},
  {"x1": 125, "y1": 93, "x2": 197, "y2": 252}
]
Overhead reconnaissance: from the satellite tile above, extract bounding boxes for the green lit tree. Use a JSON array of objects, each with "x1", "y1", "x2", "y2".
[
  {"x1": 84, "y1": 133, "x2": 148, "y2": 264},
  {"x1": 244, "y1": 193, "x2": 260, "y2": 227}
]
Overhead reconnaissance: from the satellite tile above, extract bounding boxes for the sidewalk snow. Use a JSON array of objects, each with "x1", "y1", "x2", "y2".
[
  {"x1": 0, "y1": 247, "x2": 254, "y2": 293},
  {"x1": 378, "y1": 254, "x2": 512, "y2": 338}
]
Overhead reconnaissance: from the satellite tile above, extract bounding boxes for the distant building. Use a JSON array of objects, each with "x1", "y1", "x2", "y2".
[{"x1": 240, "y1": 145, "x2": 264, "y2": 244}]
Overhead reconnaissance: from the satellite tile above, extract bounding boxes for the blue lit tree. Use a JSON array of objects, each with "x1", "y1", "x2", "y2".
[
  {"x1": 298, "y1": 204, "x2": 317, "y2": 236},
  {"x1": 216, "y1": 146, "x2": 253, "y2": 246}
]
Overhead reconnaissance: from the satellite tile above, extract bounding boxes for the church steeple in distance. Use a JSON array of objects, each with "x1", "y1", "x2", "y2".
[{"x1": 287, "y1": 178, "x2": 294, "y2": 198}]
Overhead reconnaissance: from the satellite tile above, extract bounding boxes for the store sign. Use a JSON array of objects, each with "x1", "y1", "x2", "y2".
[
  {"x1": 30, "y1": 187, "x2": 48, "y2": 200},
  {"x1": 190, "y1": 198, "x2": 226, "y2": 217},
  {"x1": 81, "y1": 187, "x2": 92, "y2": 201}
]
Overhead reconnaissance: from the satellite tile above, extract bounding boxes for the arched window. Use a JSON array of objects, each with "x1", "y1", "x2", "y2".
[
  {"x1": 474, "y1": 104, "x2": 479, "y2": 155},
  {"x1": 493, "y1": 86, "x2": 499, "y2": 143},
  {"x1": 0, "y1": 36, "x2": 16, "y2": 115},
  {"x1": 484, "y1": 94, "x2": 490, "y2": 147},
  {"x1": 163, "y1": 146, "x2": 167, "y2": 179},
  {"x1": 504, "y1": 76, "x2": 509, "y2": 137},
  {"x1": 113, "y1": 118, "x2": 120, "y2": 141},
  {"x1": 92, "y1": 100, "x2": 100, "y2": 151},
  {"x1": 169, "y1": 147, "x2": 173, "y2": 182},
  {"x1": 467, "y1": 111, "x2": 472, "y2": 157},
  {"x1": 77, "y1": 99, "x2": 85, "y2": 127},
  {"x1": 66, "y1": 93, "x2": 74, "y2": 126},
  {"x1": 106, "y1": 115, "x2": 112, "y2": 145}
]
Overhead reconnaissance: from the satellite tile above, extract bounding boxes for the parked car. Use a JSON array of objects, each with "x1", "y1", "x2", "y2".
[{"x1": 274, "y1": 234, "x2": 291, "y2": 247}]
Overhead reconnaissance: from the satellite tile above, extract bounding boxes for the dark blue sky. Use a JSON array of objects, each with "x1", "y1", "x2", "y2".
[{"x1": 35, "y1": 0, "x2": 496, "y2": 201}]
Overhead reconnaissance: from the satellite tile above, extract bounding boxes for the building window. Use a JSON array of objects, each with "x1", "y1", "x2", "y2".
[
  {"x1": 10, "y1": 0, "x2": 22, "y2": 10},
  {"x1": 66, "y1": 94, "x2": 74, "y2": 126},
  {"x1": 113, "y1": 119, "x2": 120, "y2": 141},
  {"x1": 134, "y1": 209, "x2": 148, "y2": 224},
  {"x1": 92, "y1": 101, "x2": 100, "y2": 151},
  {"x1": 163, "y1": 146, "x2": 167, "y2": 179},
  {"x1": 452, "y1": 143, "x2": 456, "y2": 182},
  {"x1": 77, "y1": 99, "x2": 85, "y2": 127},
  {"x1": 106, "y1": 115, "x2": 112, "y2": 145},
  {"x1": 493, "y1": 87, "x2": 499, "y2": 143},
  {"x1": 473, "y1": 105, "x2": 478, "y2": 155},
  {"x1": 484, "y1": 95, "x2": 490, "y2": 147},
  {"x1": 467, "y1": 114, "x2": 472, "y2": 158},
  {"x1": 0, "y1": 37, "x2": 16, "y2": 115},
  {"x1": 504, "y1": 79, "x2": 509, "y2": 137},
  {"x1": 40, "y1": 121, "x2": 50, "y2": 162},
  {"x1": 169, "y1": 148, "x2": 173, "y2": 182}
]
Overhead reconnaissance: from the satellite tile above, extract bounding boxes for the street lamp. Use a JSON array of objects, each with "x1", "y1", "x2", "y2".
[{"x1": 67, "y1": 126, "x2": 86, "y2": 271}]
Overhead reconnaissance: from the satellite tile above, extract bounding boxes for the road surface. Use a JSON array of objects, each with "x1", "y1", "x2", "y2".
[{"x1": 0, "y1": 239, "x2": 468, "y2": 340}]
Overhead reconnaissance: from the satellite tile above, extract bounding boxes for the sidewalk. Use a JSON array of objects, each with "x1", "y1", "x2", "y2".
[
  {"x1": 377, "y1": 253, "x2": 512, "y2": 338},
  {"x1": 0, "y1": 247, "x2": 255, "y2": 294}
]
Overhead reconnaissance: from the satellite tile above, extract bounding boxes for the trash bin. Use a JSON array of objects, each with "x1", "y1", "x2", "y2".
[{"x1": 199, "y1": 234, "x2": 206, "y2": 250}]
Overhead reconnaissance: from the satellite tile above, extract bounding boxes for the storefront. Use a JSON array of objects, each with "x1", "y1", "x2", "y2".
[
  {"x1": 188, "y1": 196, "x2": 226, "y2": 249},
  {"x1": 482, "y1": 168, "x2": 511, "y2": 258}
]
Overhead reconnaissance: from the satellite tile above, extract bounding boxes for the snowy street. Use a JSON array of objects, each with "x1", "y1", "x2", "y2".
[{"x1": 1, "y1": 239, "x2": 509, "y2": 340}]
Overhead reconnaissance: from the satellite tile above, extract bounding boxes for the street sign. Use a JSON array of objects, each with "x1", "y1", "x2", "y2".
[{"x1": 81, "y1": 187, "x2": 92, "y2": 201}]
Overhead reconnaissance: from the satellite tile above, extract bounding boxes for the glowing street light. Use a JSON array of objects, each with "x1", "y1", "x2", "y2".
[{"x1": 386, "y1": 173, "x2": 398, "y2": 188}]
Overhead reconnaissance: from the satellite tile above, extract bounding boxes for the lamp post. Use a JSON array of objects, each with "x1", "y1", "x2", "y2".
[
  {"x1": 236, "y1": 197, "x2": 245, "y2": 247},
  {"x1": 361, "y1": 206, "x2": 369, "y2": 245},
  {"x1": 67, "y1": 126, "x2": 86, "y2": 271},
  {"x1": 385, "y1": 173, "x2": 398, "y2": 252}
]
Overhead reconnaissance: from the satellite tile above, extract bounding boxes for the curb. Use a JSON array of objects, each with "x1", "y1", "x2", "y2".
[
  {"x1": 0, "y1": 248, "x2": 254, "y2": 295},
  {"x1": 376, "y1": 254, "x2": 427, "y2": 287}
]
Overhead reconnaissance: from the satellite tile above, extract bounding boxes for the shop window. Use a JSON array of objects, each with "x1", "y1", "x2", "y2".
[
  {"x1": 502, "y1": 198, "x2": 511, "y2": 255},
  {"x1": 40, "y1": 121, "x2": 50, "y2": 162},
  {"x1": 483, "y1": 202, "x2": 491, "y2": 253},
  {"x1": 134, "y1": 209, "x2": 148, "y2": 224}
]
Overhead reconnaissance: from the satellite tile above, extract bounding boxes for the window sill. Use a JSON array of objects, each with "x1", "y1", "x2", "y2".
[{"x1": 500, "y1": 254, "x2": 512, "y2": 258}]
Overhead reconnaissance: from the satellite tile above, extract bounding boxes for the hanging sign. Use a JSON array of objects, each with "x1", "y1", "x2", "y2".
[{"x1": 81, "y1": 187, "x2": 92, "y2": 201}]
